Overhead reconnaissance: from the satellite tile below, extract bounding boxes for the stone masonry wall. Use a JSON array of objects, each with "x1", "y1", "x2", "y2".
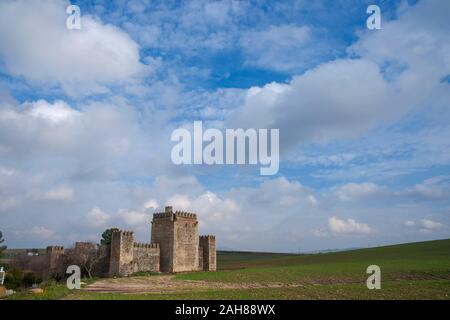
[
  {"x1": 151, "y1": 210, "x2": 175, "y2": 272},
  {"x1": 109, "y1": 230, "x2": 160, "y2": 276},
  {"x1": 109, "y1": 230, "x2": 134, "y2": 276},
  {"x1": 151, "y1": 207, "x2": 200, "y2": 272},
  {"x1": 173, "y1": 213, "x2": 199, "y2": 272},
  {"x1": 132, "y1": 243, "x2": 160, "y2": 273},
  {"x1": 46, "y1": 245, "x2": 64, "y2": 272},
  {"x1": 74, "y1": 242, "x2": 97, "y2": 252},
  {"x1": 198, "y1": 246, "x2": 203, "y2": 270}
]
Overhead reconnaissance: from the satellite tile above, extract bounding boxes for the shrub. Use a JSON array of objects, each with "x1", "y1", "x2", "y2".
[
  {"x1": 23, "y1": 271, "x2": 43, "y2": 287},
  {"x1": 4, "y1": 267, "x2": 23, "y2": 289}
]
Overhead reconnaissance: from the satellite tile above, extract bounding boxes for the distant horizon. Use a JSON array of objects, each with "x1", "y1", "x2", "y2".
[{"x1": 4, "y1": 237, "x2": 449, "y2": 256}]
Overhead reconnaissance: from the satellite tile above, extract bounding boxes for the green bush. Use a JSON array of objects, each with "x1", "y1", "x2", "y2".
[{"x1": 4, "y1": 268, "x2": 23, "y2": 289}]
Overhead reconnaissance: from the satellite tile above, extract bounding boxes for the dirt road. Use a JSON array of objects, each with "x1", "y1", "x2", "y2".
[{"x1": 84, "y1": 275, "x2": 300, "y2": 294}]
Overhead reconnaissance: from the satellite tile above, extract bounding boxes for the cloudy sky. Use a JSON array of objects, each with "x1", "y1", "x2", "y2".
[{"x1": 0, "y1": 0, "x2": 449, "y2": 252}]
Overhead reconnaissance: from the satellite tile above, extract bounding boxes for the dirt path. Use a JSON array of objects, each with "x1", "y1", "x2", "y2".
[{"x1": 83, "y1": 275, "x2": 301, "y2": 294}]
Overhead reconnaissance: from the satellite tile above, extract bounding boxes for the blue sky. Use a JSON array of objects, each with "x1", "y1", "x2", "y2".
[{"x1": 0, "y1": 0, "x2": 449, "y2": 252}]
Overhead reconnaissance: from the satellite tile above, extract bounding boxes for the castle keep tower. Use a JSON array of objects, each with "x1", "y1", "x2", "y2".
[{"x1": 151, "y1": 206, "x2": 200, "y2": 272}]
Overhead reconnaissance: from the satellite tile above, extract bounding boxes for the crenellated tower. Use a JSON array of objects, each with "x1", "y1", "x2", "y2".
[
  {"x1": 199, "y1": 235, "x2": 216, "y2": 271},
  {"x1": 109, "y1": 229, "x2": 160, "y2": 277},
  {"x1": 151, "y1": 206, "x2": 199, "y2": 272},
  {"x1": 109, "y1": 230, "x2": 135, "y2": 276},
  {"x1": 46, "y1": 245, "x2": 64, "y2": 272}
]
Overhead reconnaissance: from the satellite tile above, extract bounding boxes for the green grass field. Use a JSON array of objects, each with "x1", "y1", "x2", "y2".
[{"x1": 6, "y1": 239, "x2": 450, "y2": 300}]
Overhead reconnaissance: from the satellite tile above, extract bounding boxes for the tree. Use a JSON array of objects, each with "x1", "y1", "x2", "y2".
[
  {"x1": 65, "y1": 244, "x2": 104, "y2": 278},
  {"x1": 0, "y1": 230, "x2": 6, "y2": 258},
  {"x1": 100, "y1": 228, "x2": 119, "y2": 246}
]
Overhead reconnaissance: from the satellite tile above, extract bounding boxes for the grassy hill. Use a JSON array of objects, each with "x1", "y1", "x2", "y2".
[
  {"x1": 207, "y1": 238, "x2": 450, "y2": 280},
  {"x1": 170, "y1": 239, "x2": 450, "y2": 299},
  {"x1": 7, "y1": 239, "x2": 450, "y2": 300}
]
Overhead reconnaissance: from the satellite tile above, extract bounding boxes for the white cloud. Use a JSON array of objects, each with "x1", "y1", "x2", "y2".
[
  {"x1": 28, "y1": 100, "x2": 79, "y2": 123},
  {"x1": 350, "y1": 0, "x2": 450, "y2": 87},
  {"x1": 420, "y1": 219, "x2": 444, "y2": 230},
  {"x1": 41, "y1": 186, "x2": 74, "y2": 202},
  {"x1": 167, "y1": 191, "x2": 240, "y2": 227},
  {"x1": 229, "y1": 59, "x2": 405, "y2": 149},
  {"x1": 298, "y1": 122, "x2": 450, "y2": 182},
  {"x1": 28, "y1": 226, "x2": 56, "y2": 239},
  {"x1": 335, "y1": 182, "x2": 384, "y2": 201},
  {"x1": 407, "y1": 177, "x2": 450, "y2": 201},
  {"x1": 241, "y1": 25, "x2": 313, "y2": 71},
  {"x1": 86, "y1": 207, "x2": 110, "y2": 227},
  {"x1": 296, "y1": 153, "x2": 357, "y2": 167},
  {"x1": 328, "y1": 177, "x2": 450, "y2": 203},
  {"x1": 0, "y1": 0, "x2": 145, "y2": 97},
  {"x1": 0, "y1": 99, "x2": 138, "y2": 160},
  {"x1": 306, "y1": 195, "x2": 319, "y2": 207},
  {"x1": 0, "y1": 167, "x2": 15, "y2": 177},
  {"x1": 118, "y1": 209, "x2": 149, "y2": 227},
  {"x1": 312, "y1": 229, "x2": 328, "y2": 238},
  {"x1": 154, "y1": 175, "x2": 204, "y2": 196},
  {"x1": 228, "y1": 177, "x2": 317, "y2": 209},
  {"x1": 404, "y1": 220, "x2": 416, "y2": 227},
  {"x1": 328, "y1": 216, "x2": 371, "y2": 234},
  {"x1": 166, "y1": 194, "x2": 192, "y2": 211},
  {"x1": 143, "y1": 199, "x2": 159, "y2": 210},
  {"x1": 0, "y1": 196, "x2": 20, "y2": 213},
  {"x1": 229, "y1": 0, "x2": 450, "y2": 153}
]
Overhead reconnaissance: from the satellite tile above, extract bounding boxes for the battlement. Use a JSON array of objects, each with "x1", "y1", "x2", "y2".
[
  {"x1": 152, "y1": 212, "x2": 172, "y2": 219},
  {"x1": 46, "y1": 245, "x2": 64, "y2": 253},
  {"x1": 133, "y1": 242, "x2": 159, "y2": 249},
  {"x1": 174, "y1": 211, "x2": 197, "y2": 219},
  {"x1": 74, "y1": 242, "x2": 97, "y2": 251},
  {"x1": 112, "y1": 229, "x2": 134, "y2": 237},
  {"x1": 153, "y1": 206, "x2": 197, "y2": 220},
  {"x1": 153, "y1": 206, "x2": 173, "y2": 219},
  {"x1": 200, "y1": 235, "x2": 215, "y2": 240},
  {"x1": 46, "y1": 245, "x2": 65, "y2": 272}
]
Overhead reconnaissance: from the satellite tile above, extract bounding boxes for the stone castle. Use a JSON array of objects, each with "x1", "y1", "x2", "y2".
[{"x1": 46, "y1": 206, "x2": 216, "y2": 277}]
